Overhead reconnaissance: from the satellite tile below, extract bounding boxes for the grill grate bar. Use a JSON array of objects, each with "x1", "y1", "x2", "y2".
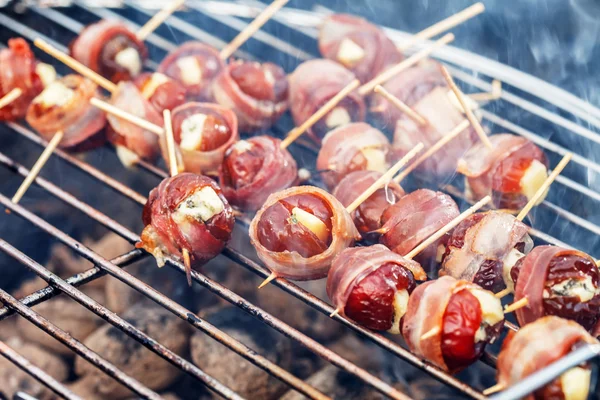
[
  {"x1": 0, "y1": 340, "x2": 82, "y2": 400},
  {"x1": 0, "y1": 288, "x2": 163, "y2": 400}
]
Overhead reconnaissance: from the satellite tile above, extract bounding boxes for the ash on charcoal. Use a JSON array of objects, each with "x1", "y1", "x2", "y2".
[{"x1": 190, "y1": 306, "x2": 292, "y2": 399}]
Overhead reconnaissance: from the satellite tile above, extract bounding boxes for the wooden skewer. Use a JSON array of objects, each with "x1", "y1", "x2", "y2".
[
  {"x1": 440, "y1": 65, "x2": 492, "y2": 150},
  {"x1": 393, "y1": 119, "x2": 470, "y2": 184},
  {"x1": 420, "y1": 326, "x2": 441, "y2": 341},
  {"x1": 469, "y1": 80, "x2": 502, "y2": 102},
  {"x1": 9, "y1": 131, "x2": 64, "y2": 210},
  {"x1": 397, "y1": 3, "x2": 485, "y2": 51},
  {"x1": 34, "y1": 38, "x2": 118, "y2": 93},
  {"x1": 405, "y1": 196, "x2": 491, "y2": 260},
  {"x1": 374, "y1": 85, "x2": 427, "y2": 126},
  {"x1": 516, "y1": 153, "x2": 572, "y2": 221},
  {"x1": 219, "y1": 0, "x2": 289, "y2": 60},
  {"x1": 329, "y1": 309, "x2": 340, "y2": 318},
  {"x1": 163, "y1": 109, "x2": 179, "y2": 177},
  {"x1": 345, "y1": 143, "x2": 425, "y2": 214},
  {"x1": 358, "y1": 33, "x2": 454, "y2": 96},
  {"x1": 182, "y1": 248, "x2": 192, "y2": 287},
  {"x1": 0, "y1": 88, "x2": 22, "y2": 109},
  {"x1": 90, "y1": 98, "x2": 164, "y2": 136},
  {"x1": 503, "y1": 297, "x2": 529, "y2": 314},
  {"x1": 258, "y1": 272, "x2": 277, "y2": 289},
  {"x1": 494, "y1": 287, "x2": 512, "y2": 299},
  {"x1": 482, "y1": 383, "x2": 506, "y2": 396},
  {"x1": 280, "y1": 79, "x2": 360, "y2": 150},
  {"x1": 136, "y1": 0, "x2": 186, "y2": 41}
]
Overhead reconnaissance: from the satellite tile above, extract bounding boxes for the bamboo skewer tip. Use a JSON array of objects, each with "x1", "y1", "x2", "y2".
[
  {"x1": 494, "y1": 287, "x2": 512, "y2": 299},
  {"x1": 483, "y1": 383, "x2": 505, "y2": 396},
  {"x1": 136, "y1": 0, "x2": 187, "y2": 41},
  {"x1": 329, "y1": 309, "x2": 340, "y2": 318},
  {"x1": 0, "y1": 88, "x2": 23, "y2": 109},
  {"x1": 420, "y1": 327, "x2": 440, "y2": 341},
  {"x1": 182, "y1": 248, "x2": 192, "y2": 287},
  {"x1": 258, "y1": 272, "x2": 277, "y2": 289},
  {"x1": 504, "y1": 297, "x2": 529, "y2": 314}
]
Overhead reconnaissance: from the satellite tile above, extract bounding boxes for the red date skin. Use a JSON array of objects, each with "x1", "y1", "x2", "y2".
[
  {"x1": 134, "y1": 73, "x2": 186, "y2": 113},
  {"x1": 99, "y1": 34, "x2": 144, "y2": 83},
  {"x1": 511, "y1": 254, "x2": 600, "y2": 331},
  {"x1": 312, "y1": 98, "x2": 363, "y2": 141},
  {"x1": 344, "y1": 262, "x2": 416, "y2": 331},
  {"x1": 256, "y1": 194, "x2": 334, "y2": 258},
  {"x1": 220, "y1": 142, "x2": 265, "y2": 190},
  {"x1": 230, "y1": 62, "x2": 288, "y2": 102},
  {"x1": 171, "y1": 106, "x2": 232, "y2": 152},
  {"x1": 491, "y1": 142, "x2": 548, "y2": 209}
]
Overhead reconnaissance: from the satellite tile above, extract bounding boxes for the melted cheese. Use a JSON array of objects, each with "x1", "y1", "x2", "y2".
[
  {"x1": 177, "y1": 56, "x2": 203, "y2": 85},
  {"x1": 520, "y1": 159, "x2": 549, "y2": 203},
  {"x1": 547, "y1": 276, "x2": 597, "y2": 302},
  {"x1": 560, "y1": 367, "x2": 590, "y2": 400},
  {"x1": 360, "y1": 147, "x2": 389, "y2": 174},
  {"x1": 502, "y1": 248, "x2": 525, "y2": 293},
  {"x1": 180, "y1": 113, "x2": 207, "y2": 151},
  {"x1": 469, "y1": 288, "x2": 503, "y2": 342},
  {"x1": 115, "y1": 146, "x2": 140, "y2": 168},
  {"x1": 326, "y1": 107, "x2": 351, "y2": 128},
  {"x1": 115, "y1": 47, "x2": 142, "y2": 77},
  {"x1": 141, "y1": 73, "x2": 169, "y2": 99},
  {"x1": 297, "y1": 168, "x2": 311, "y2": 182},
  {"x1": 290, "y1": 207, "x2": 329, "y2": 242},
  {"x1": 33, "y1": 81, "x2": 75, "y2": 108},
  {"x1": 35, "y1": 63, "x2": 57, "y2": 87},
  {"x1": 387, "y1": 289, "x2": 409, "y2": 334},
  {"x1": 233, "y1": 140, "x2": 253, "y2": 153},
  {"x1": 336, "y1": 38, "x2": 366, "y2": 68},
  {"x1": 173, "y1": 187, "x2": 225, "y2": 225}
]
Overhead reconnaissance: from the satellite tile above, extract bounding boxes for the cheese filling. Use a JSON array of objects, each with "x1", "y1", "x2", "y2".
[
  {"x1": 33, "y1": 81, "x2": 75, "y2": 108},
  {"x1": 290, "y1": 207, "x2": 329, "y2": 243},
  {"x1": 360, "y1": 147, "x2": 389, "y2": 174},
  {"x1": 180, "y1": 113, "x2": 207, "y2": 151},
  {"x1": 172, "y1": 187, "x2": 225, "y2": 226},
  {"x1": 560, "y1": 367, "x2": 590, "y2": 400},
  {"x1": 115, "y1": 145, "x2": 140, "y2": 168},
  {"x1": 35, "y1": 63, "x2": 57, "y2": 87},
  {"x1": 387, "y1": 289, "x2": 409, "y2": 334},
  {"x1": 469, "y1": 288, "x2": 503, "y2": 343},
  {"x1": 141, "y1": 72, "x2": 170, "y2": 99},
  {"x1": 115, "y1": 47, "x2": 142, "y2": 77},
  {"x1": 336, "y1": 38, "x2": 366, "y2": 68},
  {"x1": 520, "y1": 159, "x2": 549, "y2": 203},
  {"x1": 545, "y1": 276, "x2": 598, "y2": 302},
  {"x1": 326, "y1": 107, "x2": 351, "y2": 128},
  {"x1": 176, "y1": 56, "x2": 203, "y2": 85},
  {"x1": 502, "y1": 248, "x2": 526, "y2": 293},
  {"x1": 232, "y1": 140, "x2": 253, "y2": 153}
]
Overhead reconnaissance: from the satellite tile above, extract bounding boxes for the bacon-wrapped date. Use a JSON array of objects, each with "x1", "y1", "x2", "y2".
[
  {"x1": 371, "y1": 60, "x2": 479, "y2": 177},
  {"x1": 440, "y1": 211, "x2": 533, "y2": 293},
  {"x1": 458, "y1": 133, "x2": 549, "y2": 210},
  {"x1": 26, "y1": 75, "x2": 107, "y2": 152},
  {"x1": 497, "y1": 316, "x2": 597, "y2": 400},
  {"x1": 134, "y1": 72, "x2": 186, "y2": 113},
  {"x1": 0, "y1": 38, "x2": 54, "y2": 121},
  {"x1": 316, "y1": 122, "x2": 391, "y2": 190},
  {"x1": 511, "y1": 246, "x2": 600, "y2": 335},
  {"x1": 249, "y1": 186, "x2": 360, "y2": 280},
  {"x1": 160, "y1": 102, "x2": 238, "y2": 175},
  {"x1": 158, "y1": 42, "x2": 225, "y2": 101},
  {"x1": 106, "y1": 81, "x2": 163, "y2": 166},
  {"x1": 212, "y1": 60, "x2": 289, "y2": 132},
  {"x1": 219, "y1": 136, "x2": 298, "y2": 212},
  {"x1": 333, "y1": 170, "x2": 404, "y2": 239},
  {"x1": 318, "y1": 14, "x2": 403, "y2": 84},
  {"x1": 70, "y1": 20, "x2": 147, "y2": 83},
  {"x1": 327, "y1": 245, "x2": 426, "y2": 333},
  {"x1": 288, "y1": 59, "x2": 365, "y2": 144},
  {"x1": 138, "y1": 173, "x2": 235, "y2": 269},
  {"x1": 380, "y1": 189, "x2": 459, "y2": 274},
  {"x1": 402, "y1": 276, "x2": 504, "y2": 373}
]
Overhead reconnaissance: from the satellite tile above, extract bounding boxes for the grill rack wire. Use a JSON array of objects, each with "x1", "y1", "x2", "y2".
[{"x1": 0, "y1": 1, "x2": 599, "y2": 399}]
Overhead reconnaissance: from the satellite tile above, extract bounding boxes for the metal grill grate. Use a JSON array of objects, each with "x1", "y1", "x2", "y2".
[{"x1": 1, "y1": 1, "x2": 599, "y2": 399}]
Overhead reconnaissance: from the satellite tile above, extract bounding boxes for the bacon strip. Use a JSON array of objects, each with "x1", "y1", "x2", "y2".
[
  {"x1": 317, "y1": 122, "x2": 391, "y2": 190},
  {"x1": 219, "y1": 136, "x2": 297, "y2": 212},
  {"x1": 249, "y1": 186, "x2": 360, "y2": 280},
  {"x1": 497, "y1": 316, "x2": 597, "y2": 397},
  {"x1": 402, "y1": 276, "x2": 479, "y2": 371},
  {"x1": 318, "y1": 14, "x2": 403, "y2": 84},
  {"x1": 212, "y1": 60, "x2": 289, "y2": 132},
  {"x1": 327, "y1": 244, "x2": 426, "y2": 316},
  {"x1": 134, "y1": 72, "x2": 187, "y2": 113}
]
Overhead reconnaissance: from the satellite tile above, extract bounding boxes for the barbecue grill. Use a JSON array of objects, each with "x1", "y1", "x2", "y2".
[{"x1": 1, "y1": 1, "x2": 600, "y2": 399}]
